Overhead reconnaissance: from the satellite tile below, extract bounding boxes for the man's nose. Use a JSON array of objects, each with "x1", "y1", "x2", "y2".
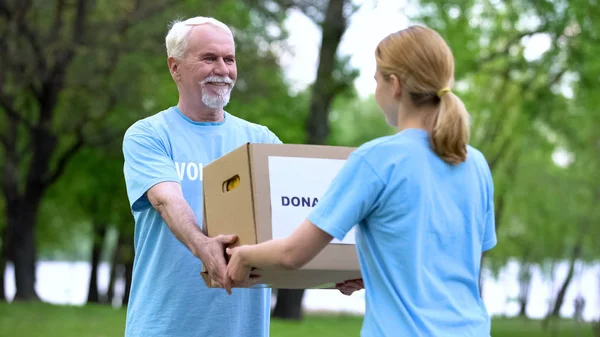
[{"x1": 213, "y1": 58, "x2": 229, "y2": 76}]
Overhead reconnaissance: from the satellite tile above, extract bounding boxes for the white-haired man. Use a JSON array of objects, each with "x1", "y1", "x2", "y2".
[
  {"x1": 122, "y1": 16, "x2": 363, "y2": 337},
  {"x1": 121, "y1": 17, "x2": 279, "y2": 337}
]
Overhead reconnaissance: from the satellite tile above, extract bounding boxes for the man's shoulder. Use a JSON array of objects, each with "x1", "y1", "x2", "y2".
[
  {"x1": 226, "y1": 112, "x2": 281, "y2": 144},
  {"x1": 227, "y1": 113, "x2": 267, "y2": 130},
  {"x1": 124, "y1": 108, "x2": 173, "y2": 139}
]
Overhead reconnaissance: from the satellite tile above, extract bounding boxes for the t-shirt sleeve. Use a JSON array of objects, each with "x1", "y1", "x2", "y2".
[
  {"x1": 122, "y1": 124, "x2": 181, "y2": 212},
  {"x1": 263, "y1": 126, "x2": 283, "y2": 144},
  {"x1": 307, "y1": 152, "x2": 385, "y2": 241},
  {"x1": 482, "y1": 164, "x2": 497, "y2": 252}
]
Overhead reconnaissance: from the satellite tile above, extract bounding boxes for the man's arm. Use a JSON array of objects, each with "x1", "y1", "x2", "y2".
[
  {"x1": 122, "y1": 128, "x2": 257, "y2": 293},
  {"x1": 147, "y1": 181, "x2": 237, "y2": 294}
]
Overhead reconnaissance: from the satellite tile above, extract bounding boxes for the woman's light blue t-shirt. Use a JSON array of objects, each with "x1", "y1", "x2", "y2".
[
  {"x1": 122, "y1": 107, "x2": 281, "y2": 337},
  {"x1": 308, "y1": 128, "x2": 497, "y2": 337}
]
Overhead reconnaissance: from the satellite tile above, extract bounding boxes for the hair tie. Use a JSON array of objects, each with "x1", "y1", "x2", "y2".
[{"x1": 437, "y1": 87, "x2": 451, "y2": 98}]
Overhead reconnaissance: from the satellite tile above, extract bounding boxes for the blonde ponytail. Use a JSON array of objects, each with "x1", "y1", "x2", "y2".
[
  {"x1": 375, "y1": 26, "x2": 469, "y2": 164},
  {"x1": 431, "y1": 91, "x2": 469, "y2": 165}
]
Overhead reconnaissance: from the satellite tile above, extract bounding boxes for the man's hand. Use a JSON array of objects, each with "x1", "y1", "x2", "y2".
[
  {"x1": 335, "y1": 278, "x2": 364, "y2": 296},
  {"x1": 197, "y1": 234, "x2": 238, "y2": 294},
  {"x1": 147, "y1": 182, "x2": 253, "y2": 294}
]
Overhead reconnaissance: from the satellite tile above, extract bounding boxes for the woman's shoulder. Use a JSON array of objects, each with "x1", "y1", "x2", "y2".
[
  {"x1": 466, "y1": 145, "x2": 493, "y2": 180},
  {"x1": 353, "y1": 131, "x2": 425, "y2": 160}
]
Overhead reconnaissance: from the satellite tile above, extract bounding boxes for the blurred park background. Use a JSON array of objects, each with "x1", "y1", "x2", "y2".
[{"x1": 1, "y1": 0, "x2": 599, "y2": 336}]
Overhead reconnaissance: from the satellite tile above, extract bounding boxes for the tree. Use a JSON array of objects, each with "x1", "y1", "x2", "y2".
[
  {"x1": 542, "y1": 71, "x2": 600, "y2": 325},
  {"x1": 0, "y1": 197, "x2": 5, "y2": 301},
  {"x1": 40, "y1": 144, "x2": 131, "y2": 303},
  {"x1": 270, "y1": 0, "x2": 359, "y2": 320},
  {"x1": 0, "y1": 0, "x2": 302, "y2": 302},
  {"x1": 0, "y1": 0, "x2": 215, "y2": 301}
]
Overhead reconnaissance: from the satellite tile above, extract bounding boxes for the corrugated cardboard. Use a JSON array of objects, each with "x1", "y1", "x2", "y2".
[{"x1": 201, "y1": 143, "x2": 362, "y2": 289}]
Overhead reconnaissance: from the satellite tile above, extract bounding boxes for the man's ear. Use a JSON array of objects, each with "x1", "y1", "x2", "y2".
[
  {"x1": 168, "y1": 57, "x2": 180, "y2": 81},
  {"x1": 390, "y1": 74, "x2": 402, "y2": 98}
]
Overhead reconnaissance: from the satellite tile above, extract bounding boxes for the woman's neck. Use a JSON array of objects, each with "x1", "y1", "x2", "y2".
[{"x1": 396, "y1": 104, "x2": 438, "y2": 132}]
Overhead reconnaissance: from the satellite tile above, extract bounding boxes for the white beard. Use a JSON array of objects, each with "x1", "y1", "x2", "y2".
[{"x1": 200, "y1": 76, "x2": 234, "y2": 109}]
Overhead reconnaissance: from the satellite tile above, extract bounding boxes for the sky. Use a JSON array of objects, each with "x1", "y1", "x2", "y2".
[
  {"x1": 279, "y1": 0, "x2": 410, "y2": 97},
  {"x1": 278, "y1": 0, "x2": 552, "y2": 98}
]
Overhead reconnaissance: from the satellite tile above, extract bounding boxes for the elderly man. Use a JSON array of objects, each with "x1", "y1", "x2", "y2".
[
  {"x1": 122, "y1": 16, "x2": 362, "y2": 337},
  {"x1": 122, "y1": 16, "x2": 279, "y2": 337}
]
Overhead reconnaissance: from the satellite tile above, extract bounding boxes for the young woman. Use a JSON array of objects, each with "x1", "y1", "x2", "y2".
[{"x1": 226, "y1": 25, "x2": 497, "y2": 337}]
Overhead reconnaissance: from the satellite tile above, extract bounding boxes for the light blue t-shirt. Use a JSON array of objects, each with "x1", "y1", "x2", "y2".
[
  {"x1": 122, "y1": 106, "x2": 282, "y2": 337},
  {"x1": 308, "y1": 128, "x2": 497, "y2": 337}
]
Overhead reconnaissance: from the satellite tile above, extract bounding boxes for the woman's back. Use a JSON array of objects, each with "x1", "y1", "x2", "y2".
[
  {"x1": 352, "y1": 128, "x2": 496, "y2": 337},
  {"x1": 223, "y1": 24, "x2": 497, "y2": 337}
]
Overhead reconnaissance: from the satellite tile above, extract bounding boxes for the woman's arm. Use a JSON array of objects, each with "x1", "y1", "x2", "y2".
[{"x1": 226, "y1": 219, "x2": 333, "y2": 286}]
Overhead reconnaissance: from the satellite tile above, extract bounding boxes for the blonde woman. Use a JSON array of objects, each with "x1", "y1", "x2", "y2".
[{"x1": 227, "y1": 26, "x2": 497, "y2": 337}]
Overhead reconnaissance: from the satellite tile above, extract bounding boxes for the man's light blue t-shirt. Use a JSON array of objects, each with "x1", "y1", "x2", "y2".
[
  {"x1": 122, "y1": 106, "x2": 281, "y2": 337},
  {"x1": 308, "y1": 128, "x2": 497, "y2": 337}
]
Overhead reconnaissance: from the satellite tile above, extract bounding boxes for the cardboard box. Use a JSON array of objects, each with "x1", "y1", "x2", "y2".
[{"x1": 201, "y1": 143, "x2": 362, "y2": 289}]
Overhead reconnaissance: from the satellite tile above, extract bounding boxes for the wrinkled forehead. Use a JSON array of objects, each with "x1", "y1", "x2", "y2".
[{"x1": 186, "y1": 24, "x2": 235, "y2": 56}]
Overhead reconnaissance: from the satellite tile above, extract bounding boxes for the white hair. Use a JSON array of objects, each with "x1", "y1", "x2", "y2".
[{"x1": 165, "y1": 16, "x2": 233, "y2": 59}]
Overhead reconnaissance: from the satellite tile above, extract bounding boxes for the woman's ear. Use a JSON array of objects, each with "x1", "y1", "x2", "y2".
[{"x1": 390, "y1": 74, "x2": 402, "y2": 98}]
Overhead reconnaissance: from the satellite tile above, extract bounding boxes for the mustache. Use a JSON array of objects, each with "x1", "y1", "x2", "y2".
[{"x1": 200, "y1": 76, "x2": 233, "y2": 85}]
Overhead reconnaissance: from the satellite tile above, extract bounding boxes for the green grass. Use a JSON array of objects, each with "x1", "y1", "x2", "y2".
[
  {"x1": 0, "y1": 302, "x2": 595, "y2": 337},
  {"x1": 0, "y1": 302, "x2": 126, "y2": 337}
]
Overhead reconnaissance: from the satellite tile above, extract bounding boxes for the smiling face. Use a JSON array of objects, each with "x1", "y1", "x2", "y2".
[{"x1": 169, "y1": 24, "x2": 237, "y2": 110}]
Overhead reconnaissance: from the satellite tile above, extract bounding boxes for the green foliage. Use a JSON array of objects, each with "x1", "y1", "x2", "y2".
[
  {"x1": 328, "y1": 94, "x2": 395, "y2": 147},
  {"x1": 37, "y1": 145, "x2": 129, "y2": 261},
  {"x1": 4, "y1": 0, "x2": 599, "y2": 290},
  {"x1": 406, "y1": 0, "x2": 600, "y2": 278},
  {"x1": 4, "y1": 0, "x2": 307, "y2": 260}
]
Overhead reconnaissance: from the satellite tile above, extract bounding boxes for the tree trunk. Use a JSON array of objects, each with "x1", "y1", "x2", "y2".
[
  {"x1": 105, "y1": 229, "x2": 121, "y2": 305},
  {"x1": 5, "y1": 199, "x2": 42, "y2": 301},
  {"x1": 0, "y1": 230, "x2": 6, "y2": 301},
  {"x1": 549, "y1": 244, "x2": 581, "y2": 318},
  {"x1": 106, "y1": 236, "x2": 122, "y2": 305},
  {"x1": 478, "y1": 149, "x2": 518, "y2": 298},
  {"x1": 123, "y1": 260, "x2": 133, "y2": 306},
  {"x1": 596, "y1": 271, "x2": 600, "y2": 337},
  {"x1": 479, "y1": 255, "x2": 485, "y2": 297},
  {"x1": 87, "y1": 223, "x2": 107, "y2": 304},
  {"x1": 2, "y1": 109, "x2": 60, "y2": 302},
  {"x1": 114, "y1": 232, "x2": 135, "y2": 306},
  {"x1": 273, "y1": 0, "x2": 350, "y2": 320},
  {"x1": 543, "y1": 222, "x2": 587, "y2": 331},
  {"x1": 272, "y1": 289, "x2": 305, "y2": 320},
  {"x1": 518, "y1": 263, "x2": 532, "y2": 318},
  {"x1": 305, "y1": 0, "x2": 348, "y2": 145}
]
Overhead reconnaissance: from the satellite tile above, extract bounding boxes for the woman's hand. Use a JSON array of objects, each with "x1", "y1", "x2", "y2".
[{"x1": 225, "y1": 246, "x2": 253, "y2": 293}]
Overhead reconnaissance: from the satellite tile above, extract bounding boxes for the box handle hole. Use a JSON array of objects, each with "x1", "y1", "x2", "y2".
[{"x1": 223, "y1": 175, "x2": 241, "y2": 193}]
